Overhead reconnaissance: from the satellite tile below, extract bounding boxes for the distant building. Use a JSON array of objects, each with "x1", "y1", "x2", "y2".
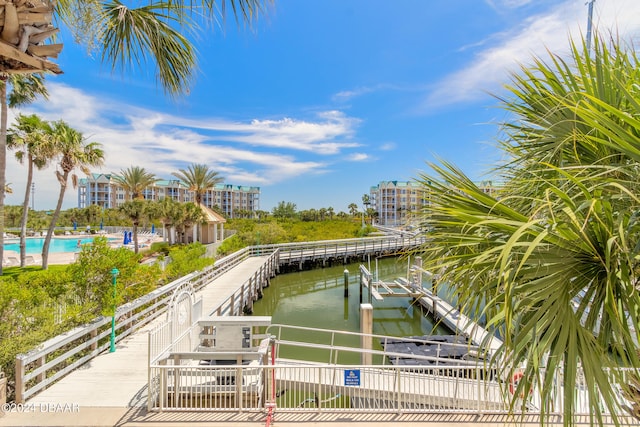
[
  {"x1": 77, "y1": 174, "x2": 260, "y2": 218},
  {"x1": 369, "y1": 179, "x2": 502, "y2": 226},
  {"x1": 369, "y1": 181, "x2": 428, "y2": 226}
]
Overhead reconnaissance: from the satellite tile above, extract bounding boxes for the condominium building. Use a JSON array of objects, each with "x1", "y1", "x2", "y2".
[
  {"x1": 369, "y1": 181, "x2": 429, "y2": 226},
  {"x1": 77, "y1": 174, "x2": 260, "y2": 217},
  {"x1": 369, "y1": 179, "x2": 503, "y2": 226}
]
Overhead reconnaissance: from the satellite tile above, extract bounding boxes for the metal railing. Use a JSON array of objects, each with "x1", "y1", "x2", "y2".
[
  {"x1": 148, "y1": 362, "x2": 504, "y2": 414},
  {"x1": 258, "y1": 235, "x2": 425, "y2": 265},
  {"x1": 147, "y1": 323, "x2": 639, "y2": 420}
]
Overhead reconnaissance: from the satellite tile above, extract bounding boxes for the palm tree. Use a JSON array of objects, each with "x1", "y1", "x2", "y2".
[
  {"x1": 7, "y1": 114, "x2": 53, "y2": 267},
  {"x1": 42, "y1": 121, "x2": 104, "y2": 269},
  {"x1": 0, "y1": 74, "x2": 48, "y2": 275},
  {"x1": 155, "y1": 197, "x2": 181, "y2": 244},
  {"x1": 172, "y1": 163, "x2": 224, "y2": 206},
  {"x1": 172, "y1": 163, "x2": 223, "y2": 241},
  {"x1": 112, "y1": 166, "x2": 158, "y2": 201},
  {"x1": 348, "y1": 203, "x2": 358, "y2": 217},
  {"x1": 56, "y1": 0, "x2": 271, "y2": 97},
  {"x1": 174, "y1": 202, "x2": 204, "y2": 244},
  {"x1": 119, "y1": 199, "x2": 149, "y2": 253},
  {"x1": 414, "y1": 36, "x2": 640, "y2": 425}
]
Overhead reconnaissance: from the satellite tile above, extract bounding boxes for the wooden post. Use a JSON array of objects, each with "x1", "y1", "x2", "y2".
[
  {"x1": 414, "y1": 256, "x2": 423, "y2": 289},
  {"x1": 0, "y1": 371, "x2": 6, "y2": 406},
  {"x1": 90, "y1": 328, "x2": 98, "y2": 351},
  {"x1": 15, "y1": 356, "x2": 24, "y2": 403},
  {"x1": 359, "y1": 270, "x2": 363, "y2": 304},
  {"x1": 36, "y1": 355, "x2": 45, "y2": 383},
  {"x1": 360, "y1": 303, "x2": 373, "y2": 365},
  {"x1": 343, "y1": 269, "x2": 349, "y2": 297}
]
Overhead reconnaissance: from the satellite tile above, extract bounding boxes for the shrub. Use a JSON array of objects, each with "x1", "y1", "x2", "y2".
[{"x1": 164, "y1": 243, "x2": 214, "y2": 281}]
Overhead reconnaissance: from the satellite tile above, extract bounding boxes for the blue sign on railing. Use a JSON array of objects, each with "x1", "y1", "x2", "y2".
[{"x1": 344, "y1": 369, "x2": 360, "y2": 386}]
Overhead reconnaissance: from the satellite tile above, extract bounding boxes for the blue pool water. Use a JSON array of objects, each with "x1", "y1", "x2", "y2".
[{"x1": 4, "y1": 237, "x2": 107, "y2": 254}]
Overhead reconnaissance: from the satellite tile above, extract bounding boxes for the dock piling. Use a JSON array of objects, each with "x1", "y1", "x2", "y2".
[{"x1": 343, "y1": 269, "x2": 349, "y2": 297}]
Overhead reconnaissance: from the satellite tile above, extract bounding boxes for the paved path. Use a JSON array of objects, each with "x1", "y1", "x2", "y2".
[{"x1": 22, "y1": 256, "x2": 270, "y2": 408}]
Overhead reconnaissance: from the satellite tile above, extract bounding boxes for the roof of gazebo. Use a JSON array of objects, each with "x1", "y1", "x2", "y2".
[{"x1": 199, "y1": 204, "x2": 226, "y2": 224}]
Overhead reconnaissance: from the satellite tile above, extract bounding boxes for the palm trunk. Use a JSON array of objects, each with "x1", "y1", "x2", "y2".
[
  {"x1": 42, "y1": 171, "x2": 68, "y2": 269},
  {"x1": 0, "y1": 78, "x2": 6, "y2": 275},
  {"x1": 19, "y1": 157, "x2": 34, "y2": 267}
]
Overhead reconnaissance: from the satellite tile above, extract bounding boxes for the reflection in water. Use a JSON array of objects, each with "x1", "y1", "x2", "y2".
[{"x1": 252, "y1": 257, "x2": 452, "y2": 363}]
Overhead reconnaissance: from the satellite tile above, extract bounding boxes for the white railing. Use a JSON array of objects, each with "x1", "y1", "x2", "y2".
[
  {"x1": 147, "y1": 361, "x2": 505, "y2": 413},
  {"x1": 258, "y1": 236, "x2": 425, "y2": 265},
  {"x1": 148, "y1": 349, "x2": 639, "y2": 421}
]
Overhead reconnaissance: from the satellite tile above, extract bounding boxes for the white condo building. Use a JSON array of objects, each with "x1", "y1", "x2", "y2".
[
  {"x1": 370, "y1": 180, "x2": 501, "y2": 226},
  {"x1": 78, "y1": 174, "x2": 260, "y2": 218}
]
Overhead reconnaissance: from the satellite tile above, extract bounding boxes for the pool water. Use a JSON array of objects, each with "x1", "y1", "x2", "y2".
[{"x1": 4, "y1": 237, "x2": 106, "y2": 254}]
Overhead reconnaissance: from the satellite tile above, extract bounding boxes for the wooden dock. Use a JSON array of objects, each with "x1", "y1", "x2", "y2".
[{"x1": 25, "y1": 256, "x2": 272, "y2": 407}]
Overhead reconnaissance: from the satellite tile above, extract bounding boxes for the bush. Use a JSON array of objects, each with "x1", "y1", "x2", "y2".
[
  {"x1": 150, "y1": 241, "x2": 170, "y2": 255},
  {"x1": 164, "y1": 243, "x2": 215, "y2": 281},
  {"x1": 66, "y1": 237, "x2": 162, "y2": 316}
]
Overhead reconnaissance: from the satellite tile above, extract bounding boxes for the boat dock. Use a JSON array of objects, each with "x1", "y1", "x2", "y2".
[{"x1": 360, "y1": 264, "x2": 503, "y2": 357}]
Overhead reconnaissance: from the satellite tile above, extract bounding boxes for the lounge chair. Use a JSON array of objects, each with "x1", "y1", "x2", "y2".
[{"x1": 4, "y1": 256, "x2": 19, "y2": 267}]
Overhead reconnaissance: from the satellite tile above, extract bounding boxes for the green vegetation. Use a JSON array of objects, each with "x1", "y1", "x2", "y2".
[
  {"x1": 217, "y1": 219, "x2": 373, "y2": 256},
  {"x1": 415, "y1": 35, "x2": 640, "y2": 425}
]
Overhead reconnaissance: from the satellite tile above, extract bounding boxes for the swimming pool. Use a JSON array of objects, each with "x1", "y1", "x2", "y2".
[{"x1": 4, "y1": 237, "x2": 110, "y2": 254}]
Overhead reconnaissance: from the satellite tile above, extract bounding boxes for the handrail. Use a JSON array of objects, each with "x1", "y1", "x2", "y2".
[{"x1": 265, "y1": 323, "x2": 483, "y2": 367}]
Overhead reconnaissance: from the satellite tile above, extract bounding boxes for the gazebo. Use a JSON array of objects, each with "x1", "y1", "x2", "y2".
[{"x1": 186, "y1": 204, "x2": 226, "y2": 244}]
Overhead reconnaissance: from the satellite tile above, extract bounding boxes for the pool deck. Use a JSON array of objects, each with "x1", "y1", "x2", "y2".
[{"x1": 3, "y1": 233, "x2": 162, "y2": 266}]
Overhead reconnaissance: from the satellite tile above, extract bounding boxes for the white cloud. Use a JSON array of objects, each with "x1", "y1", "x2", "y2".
[
  {"x1": 422, "y1": 0, "x2": 640, "y2": 111},
  {"x1": 379, "y1": 142, "x2": 397, "y2": 151},
  {"x1": 348, "y1": 153, "x2": 369, "y2": 162},
  {"x1": 4, "y1": 84, "x2": 359, "y2": 210}
]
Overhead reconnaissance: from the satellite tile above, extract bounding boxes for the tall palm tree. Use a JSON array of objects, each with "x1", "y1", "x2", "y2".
[
  {"x1": 415, "y1": 36, "x2": 640, "y2": 426},
  {"x1": 7, "y1": 114, "x2": 53, "y2": 267},
  {"x1": 42, "y1": 121, "x2": 104, "y2": 269},
  {"x1": 112, "y1": 166, "x2": 158, "y2": 201},
  {"x1": 172, "y1": 163, "x2": 223, "y2": 241},
  {"x1": 0, "y1": 74, "x2": 48, "y2": 275}
]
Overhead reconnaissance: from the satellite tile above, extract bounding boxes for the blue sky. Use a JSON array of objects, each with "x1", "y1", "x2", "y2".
[{"x1": 5, "y1": 0, "x2": 640, "y2": 213}]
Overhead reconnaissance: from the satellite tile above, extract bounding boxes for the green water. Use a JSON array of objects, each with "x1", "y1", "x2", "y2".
[{"x1": 251, "y1": 256, "x2": 451, "y2": 363}]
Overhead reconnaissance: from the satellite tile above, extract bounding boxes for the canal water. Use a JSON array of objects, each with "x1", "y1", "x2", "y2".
[{"x1": 251, "y1": 256, "x2": 452, "y2": 363}]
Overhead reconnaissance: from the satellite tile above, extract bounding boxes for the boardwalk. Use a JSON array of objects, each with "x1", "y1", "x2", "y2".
[{"x1": 25, "y1": 256, "x2": 270, "y2": 408}]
